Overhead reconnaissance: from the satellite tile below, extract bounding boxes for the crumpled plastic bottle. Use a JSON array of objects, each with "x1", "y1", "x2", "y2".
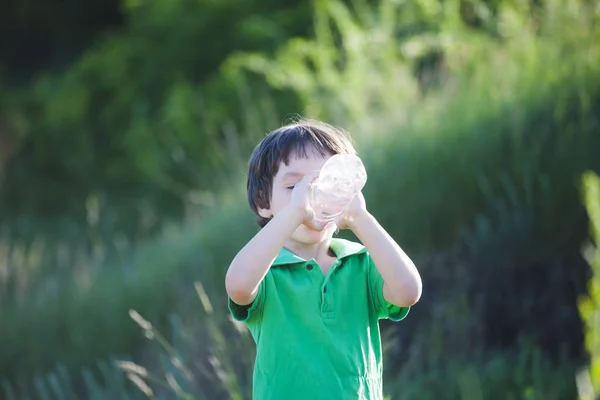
[{"x1": 310, "y1": 153, "x2": 367, "y2": 223}]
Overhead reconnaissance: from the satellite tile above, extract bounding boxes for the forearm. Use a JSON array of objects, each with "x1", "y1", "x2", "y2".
[
  {"x1": 225, "y1": 206, "x2": 302, "y2": 305},
  {"x1": 349, "y1": 212, "x2": 422, "y2": 307}
]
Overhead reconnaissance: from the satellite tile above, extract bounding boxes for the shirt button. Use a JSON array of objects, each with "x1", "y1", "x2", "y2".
[
  {"x1": 323, "y1": 286, "x2": 327, "y2": 293},
  {"x1": 306, "y1": 264, "x2": 313, "y2": 270}
]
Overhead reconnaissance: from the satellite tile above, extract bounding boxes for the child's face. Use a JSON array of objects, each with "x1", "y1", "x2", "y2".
[{"x1": 265, "y1": 150, "x2": 337, "y2": 244}]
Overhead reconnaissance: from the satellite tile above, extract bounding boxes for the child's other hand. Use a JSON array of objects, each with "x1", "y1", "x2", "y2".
[{"x1": 336, "y1": 192, "x2": 368, "y2": 231}]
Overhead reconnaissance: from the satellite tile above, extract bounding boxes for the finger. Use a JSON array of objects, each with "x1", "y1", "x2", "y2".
[
  {"x1": 330, "y1": 214, "x2": 345, "y2": 230},
  {"x1": 295, "y1": 172, "x2": 317, "y2": 192}
]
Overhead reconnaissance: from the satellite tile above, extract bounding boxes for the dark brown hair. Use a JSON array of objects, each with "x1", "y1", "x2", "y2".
[{"x1": 247, "y1": 119, "x2": 357, "y2": 227}]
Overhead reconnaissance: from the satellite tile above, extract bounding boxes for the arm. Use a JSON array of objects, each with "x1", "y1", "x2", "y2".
[
  {"x1": 225, "y1": 206, "x2": 303, "y2": 306},
  {"x1": 225, "y1": 172, "x2": 324, "y2": 306},
  {"x1": 350, "y1": 212, "x2": 422, "y2": 307},
  {"x1": 341, "y1": 194, "x2": 422, "y2": 308}
]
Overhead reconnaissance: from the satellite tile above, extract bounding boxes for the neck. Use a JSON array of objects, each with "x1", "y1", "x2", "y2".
[{"x1": 284, "y1": 237, "x2": 334, "y2": 262}]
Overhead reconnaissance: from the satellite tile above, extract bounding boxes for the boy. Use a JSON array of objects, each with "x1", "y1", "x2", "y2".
[{"x1": 225, "y1": 119, "x2": 422, "y2": 400}]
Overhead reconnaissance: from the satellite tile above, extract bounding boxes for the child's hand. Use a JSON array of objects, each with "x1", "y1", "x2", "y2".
[
  {"x1": 287, "y1": 172, "x2": 332, "y2": 231},
  {"x1": 336, "y1": 192, "x2": 368, "y2": 231}
]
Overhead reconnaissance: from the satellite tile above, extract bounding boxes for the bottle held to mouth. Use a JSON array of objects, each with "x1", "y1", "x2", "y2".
[{"x1": 310, "y1": 154, "x2": 367, "y2": 223}]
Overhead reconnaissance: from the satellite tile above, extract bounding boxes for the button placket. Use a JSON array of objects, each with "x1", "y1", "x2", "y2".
[
  {"x1": 305, "y1": 261, "x2": 324, "y2": 300},
  {"x1": 320, "y1": 261, "x2": 340, "y2": 315}
]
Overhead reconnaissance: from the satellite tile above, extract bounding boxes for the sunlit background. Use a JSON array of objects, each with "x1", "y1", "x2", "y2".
[{"x1": 1, "y1": 0, "x2": 600, "y2": 398}]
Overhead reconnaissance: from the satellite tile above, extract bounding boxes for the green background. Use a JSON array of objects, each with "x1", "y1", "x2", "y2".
[{"x1": 1, "y1": 0, "x2": 600, "y2": 398}]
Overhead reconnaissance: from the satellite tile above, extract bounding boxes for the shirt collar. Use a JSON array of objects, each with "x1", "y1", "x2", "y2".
[{"x1": 272, "y1": 238, "x2": 366, "y2": 266}]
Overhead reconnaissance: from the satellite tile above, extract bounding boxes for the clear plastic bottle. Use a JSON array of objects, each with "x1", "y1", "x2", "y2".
[{"x1": 310, "y1": 153, "x2": 367, "y2": 223}]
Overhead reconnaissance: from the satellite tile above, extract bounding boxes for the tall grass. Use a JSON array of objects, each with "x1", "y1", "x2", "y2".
[{"x1": 114, "y1": 291, "x2": 575, "y2": 400}]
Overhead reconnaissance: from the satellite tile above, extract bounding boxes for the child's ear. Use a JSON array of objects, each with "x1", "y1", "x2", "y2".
[{"x1": 258, "y1": 207, "x2": 272, "y2": 219}]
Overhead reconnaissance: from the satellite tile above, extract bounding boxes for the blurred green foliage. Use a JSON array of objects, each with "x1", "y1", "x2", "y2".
[
  {"x1": 579, "y1": 171, "x2": 600, "y2": 399},
  {"x1": 0, "y1": 0, "x2": 311, "y2": 240},
  {"x1": 1, "y1": 0, "x2": 600, "y2": 398}
]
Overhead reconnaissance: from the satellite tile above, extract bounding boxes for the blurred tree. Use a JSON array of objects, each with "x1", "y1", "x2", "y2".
[
  {"x1": 0, "y1": 0, "x2": 124, "y2": 83},
  {"x1": 0, "y1": 0, "x2": 554, "y2": 237},
  {"x1": 0, "y1": 0, "x2": 312, "y2": 243}
]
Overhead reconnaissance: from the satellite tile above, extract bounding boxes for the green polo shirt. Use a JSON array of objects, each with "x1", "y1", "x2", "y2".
[{"x1": 228, "y1": 238, "x2": 410, "y2": 400}]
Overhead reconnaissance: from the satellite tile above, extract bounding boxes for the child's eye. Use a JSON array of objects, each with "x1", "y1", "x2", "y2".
[{"x1": 286, "y1": 186, "x2": 295, "y2": 190}]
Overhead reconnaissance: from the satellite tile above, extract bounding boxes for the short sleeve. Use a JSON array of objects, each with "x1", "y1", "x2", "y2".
[
  {"x1": 367, "y1": 254, "x2": 410, "y2": 321},
  {"x1": 228, "y1": 280, "x2": 266, "y2": 324}
]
